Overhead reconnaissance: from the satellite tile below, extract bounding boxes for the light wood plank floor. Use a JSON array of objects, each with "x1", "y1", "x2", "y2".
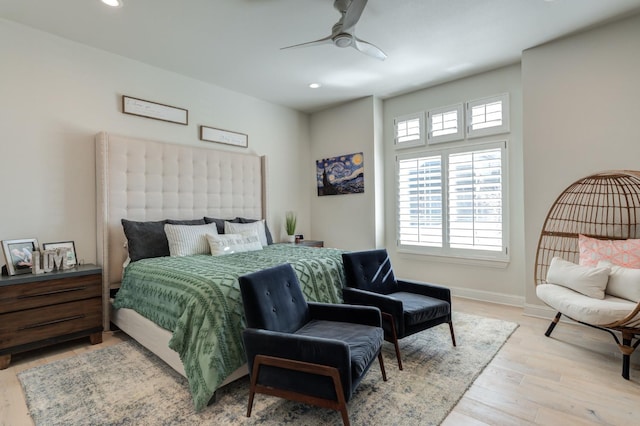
[{"x1": 1, "y1": 298, "x2": 638, "y2": 425}]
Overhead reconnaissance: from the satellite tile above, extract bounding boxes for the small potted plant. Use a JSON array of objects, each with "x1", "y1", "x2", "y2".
[{"x1": 285, "y1": 211, "x2": 297, "y2": 243}]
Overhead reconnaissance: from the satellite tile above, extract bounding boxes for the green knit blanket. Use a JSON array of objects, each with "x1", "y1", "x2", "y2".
[{"x1": 113, "y1": 244, "x2": 345, "y2": 411}]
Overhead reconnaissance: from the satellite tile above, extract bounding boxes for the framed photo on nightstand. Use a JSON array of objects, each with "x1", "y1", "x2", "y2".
[
  {"x1": 43, "y1": 241, "x2": 77, "y2": 267},
  {"x1": 1, "y1": 238, "x2": 39, "y2": 276}
]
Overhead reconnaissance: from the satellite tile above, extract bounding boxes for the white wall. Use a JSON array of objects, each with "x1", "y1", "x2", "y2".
[
  {"x1": 522, "y1": 13, "x2": 640, "y2": 313},
  {"x1": 373, "y1": 97, "x2": 385, "y2": 248},
  {"x1": 0, "y1": 20, "x2": 311, "y2": 267},
  {"x1": 383, "y1": 64, "x2": 526, "y2": 305},
  {"x1": 309, "y1": 97, "x2": 382, "y2": 249}
]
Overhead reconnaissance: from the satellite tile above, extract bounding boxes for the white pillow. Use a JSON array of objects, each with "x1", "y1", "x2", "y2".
[
  {"x1": 597, "y1": 260, "x2": 640, "y2": 302},
  {"x1": 224, "y1": 220, "x2": 268, "y2": 247},
  {"x1": 546, "y1": 257, "x2": 610, "y2": 299},
  {"x1": 207, "y1": 233, "x2": 263, "y2": 256},
  {"x1": 164, "y1": 223, "x2": 219, "y2": 257}
]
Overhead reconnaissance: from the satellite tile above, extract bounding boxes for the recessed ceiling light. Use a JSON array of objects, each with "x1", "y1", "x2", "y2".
[
  {"x1": 101, "y1": 0, "x2": 122, "y2": 7},
  {"x1": 309, "y1": 83, "x2": 321, "y2": 89}
]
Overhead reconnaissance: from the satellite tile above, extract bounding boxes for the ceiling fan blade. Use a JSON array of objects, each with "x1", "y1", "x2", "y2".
[
  {"x1": 280, "y1": 35, "x2": 333, "y2": 50},
  {"x1": 341, "y1": 0, "x2": 368, "y2": 33},
  {"x1": 353, "y1": 37, "x2": 387, "y2": 61}
]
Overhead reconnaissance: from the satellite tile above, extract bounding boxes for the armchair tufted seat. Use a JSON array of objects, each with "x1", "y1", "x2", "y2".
[
  {"x1": 295, "y1": 320, "x2": 383, "y2": 377},
  {"x1": 394, "y1": 292, "x2": 451, "y2": 325}
]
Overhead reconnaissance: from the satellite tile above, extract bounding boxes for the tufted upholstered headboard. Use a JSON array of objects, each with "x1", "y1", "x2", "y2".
[{"x1": 95, "y1": 132, "x2": 266, "y2": 329}]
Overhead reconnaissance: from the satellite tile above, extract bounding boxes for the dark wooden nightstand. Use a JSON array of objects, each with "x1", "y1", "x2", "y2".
[
  {"x1": 0, "y1": 264, "x2": 103, "y2": 369},
  {"x1": 295, "y1": 240, "x2": 324, "y2": 248}
]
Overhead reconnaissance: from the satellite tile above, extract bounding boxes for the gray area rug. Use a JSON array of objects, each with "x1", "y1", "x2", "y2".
[{"x1": 18, "y1": 312, "x2": 517, "y2": 426}]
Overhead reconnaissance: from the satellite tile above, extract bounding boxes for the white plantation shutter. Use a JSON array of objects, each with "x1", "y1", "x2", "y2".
[
  {"x1": 397, "y1": 155, "x2": 443, "y2": 247},
  {"x1": 394, "y1": 112, "x2": 425, "y2": 149},
  {"x1": 427, "y1": 103, "x2": 463, "y2": 144},
  {"x1": 467, "y1": 93, "x2": 509, "y2": 138},
  {"x1": 397, "y1": 118, "x2": 420, "y2": 142},
  {"x1": 397, "y1": 142, "x2": 507, "y2": 260},
  {"x1": 448, "y1": 147, "x2": 503, "y2": 251},
  {"x1": 432, "y1": 110, "x2": 458, "y2": 136},
  {"x1": 470, "y1": 101, "x2": 502, "y2": 130}
]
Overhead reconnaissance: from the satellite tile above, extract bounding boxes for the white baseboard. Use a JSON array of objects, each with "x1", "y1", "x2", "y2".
[
  {"x1": 523, "y1": 303, "x2": 556, "y2": 319},
  {"x1": 449, "y1": 288, "x2": 583, "y2": 326},
  {"x1": 450, "y1": 286, "x2": 524, "y2": 307},
  {"x1": 449, "y1": 288, "x2": 581, "y2": 325}
]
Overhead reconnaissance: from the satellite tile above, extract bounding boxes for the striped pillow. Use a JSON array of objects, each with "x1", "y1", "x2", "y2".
[{"x1": 164, "y1": 223, "x2": 219, "y2": 257}]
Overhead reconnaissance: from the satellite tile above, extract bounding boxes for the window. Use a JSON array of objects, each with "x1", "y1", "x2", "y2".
[
  {"x1": 394, "y1": 112, "x2": 425, "y2": 149},
  {"x1": 396, "y1": 141, "x2": 507, "y2": 261},
  {"x1": 466, "y1": 93, "x2": 509, "y2": 138},
  {"x1": 427, "y1": 103, "x2": 463, "y2": 144}
]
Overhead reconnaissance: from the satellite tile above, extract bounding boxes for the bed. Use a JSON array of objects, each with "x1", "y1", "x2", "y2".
[{"x1": 95, "y1": 132, "x2": 346, "y2": 410}]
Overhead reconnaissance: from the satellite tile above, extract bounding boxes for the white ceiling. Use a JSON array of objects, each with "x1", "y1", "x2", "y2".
[{"x1": 3, "y1": 0, "x2": 640, "y2": 113}]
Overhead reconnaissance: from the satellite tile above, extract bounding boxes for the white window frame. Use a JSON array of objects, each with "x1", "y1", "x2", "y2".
[
  {"x1": 427, "y1": 103, "x2": 464, "y2": 145},
  {"x1": 396, "y1": 140, "x2": 509, "y2": 264},
  {"x1": 466, "y1": 93, "x2": 509, "y2": 139},
  {"x1": 394, "y1": 112, "x2": 425, "y2": 149}
]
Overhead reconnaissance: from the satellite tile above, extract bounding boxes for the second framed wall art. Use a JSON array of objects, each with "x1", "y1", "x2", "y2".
[{"x1": 200, "y1": 126, "x2": 248, "y2": 148}]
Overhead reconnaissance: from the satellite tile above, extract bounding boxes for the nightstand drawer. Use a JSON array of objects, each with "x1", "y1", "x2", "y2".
[
  {"x1": 0, "y1": 273, "x2": 101, "y2": 314},
  {"x1": 0, "y1": 297, "x2": 102, "y2": 350}
]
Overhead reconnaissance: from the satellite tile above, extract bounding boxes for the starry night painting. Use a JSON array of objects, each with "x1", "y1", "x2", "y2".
[{"x1": 316, "y1": 152, "x2": 364, "y2": 196}]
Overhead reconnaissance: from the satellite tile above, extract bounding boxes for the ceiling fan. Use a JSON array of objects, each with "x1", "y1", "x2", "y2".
[{"x1": 281, "y1": 0, "x2": 387, "y2": 61}]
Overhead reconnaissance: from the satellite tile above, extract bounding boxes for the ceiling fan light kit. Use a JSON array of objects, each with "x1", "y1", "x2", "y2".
[
  {"x1": 281, "y1": 0, "x2": 386, "y2": 61},
  {"x1": 333, "y1": 33, "x2": 353, "y2": 48}
]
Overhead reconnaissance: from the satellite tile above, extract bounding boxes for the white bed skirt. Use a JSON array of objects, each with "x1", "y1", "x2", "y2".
[{"x1": 110, "y1": 302, "x2": 247, "y2": 388}]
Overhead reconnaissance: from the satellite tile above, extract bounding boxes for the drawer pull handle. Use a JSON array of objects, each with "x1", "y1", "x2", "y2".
[
  {"x1": 18, "y1": 287, "x2": 87, "y2": 299},
  {"x1": 19, "y1": 315, "x2": 85, "y2": 330}
]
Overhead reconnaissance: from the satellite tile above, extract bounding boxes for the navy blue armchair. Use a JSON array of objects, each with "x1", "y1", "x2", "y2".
[
  {"x1": 239, "y1": 263, "x2": 387, "y2": 426},
  {"x1": 342, "y1": 249, "x2": 456, "y2": 370}
]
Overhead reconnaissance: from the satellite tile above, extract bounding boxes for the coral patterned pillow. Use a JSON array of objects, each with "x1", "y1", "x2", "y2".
[{"x1": 578, "y1": 234, "x2": 640, "y2": 268}]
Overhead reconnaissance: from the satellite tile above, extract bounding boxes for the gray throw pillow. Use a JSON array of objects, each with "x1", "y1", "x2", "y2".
[
  {"x1": 121, "y1": 219, "x2": 169, "y2": 262},
  {"x1": 204, "y1": 217, "x2": 239, "y2": 234},
  {"x1": 122, "y1": 218, "x2": 208, "y2": 262}
]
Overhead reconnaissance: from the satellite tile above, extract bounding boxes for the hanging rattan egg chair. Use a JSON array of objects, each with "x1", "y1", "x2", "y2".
[{"x1": 535, "y1": 170, "x2": 640, "y2": 379}]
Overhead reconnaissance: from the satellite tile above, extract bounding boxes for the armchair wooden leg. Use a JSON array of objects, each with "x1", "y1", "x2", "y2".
[
  {"x1": 449, "y1": 321, "x2": 457, "y2": 347},
  {"x1": 247, "y1": 354, "x2": 353, "y2": 426},
  {"x1": 545, "y1": 312, "x2": 562, "y2": 337},
  {"x1": 378, "y1": 352, "x2": 387, "y2": 382},
  {"x1": 246, "y1": 360, "x2": 260, "y2": 417},
  {"x1": 392, "y1": 338, "x2": 403, "y2": 371},
  {"x1": 382, "y1": 313, "x2": 403, "y2": 370},
  {"x1": 338, "y1": 402, "x2": 350, "y2": 426}
]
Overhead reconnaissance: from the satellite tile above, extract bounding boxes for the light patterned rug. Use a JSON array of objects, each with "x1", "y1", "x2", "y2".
[{"x1": 18, "y1": 312, "x2": 517, "y2": 426}]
